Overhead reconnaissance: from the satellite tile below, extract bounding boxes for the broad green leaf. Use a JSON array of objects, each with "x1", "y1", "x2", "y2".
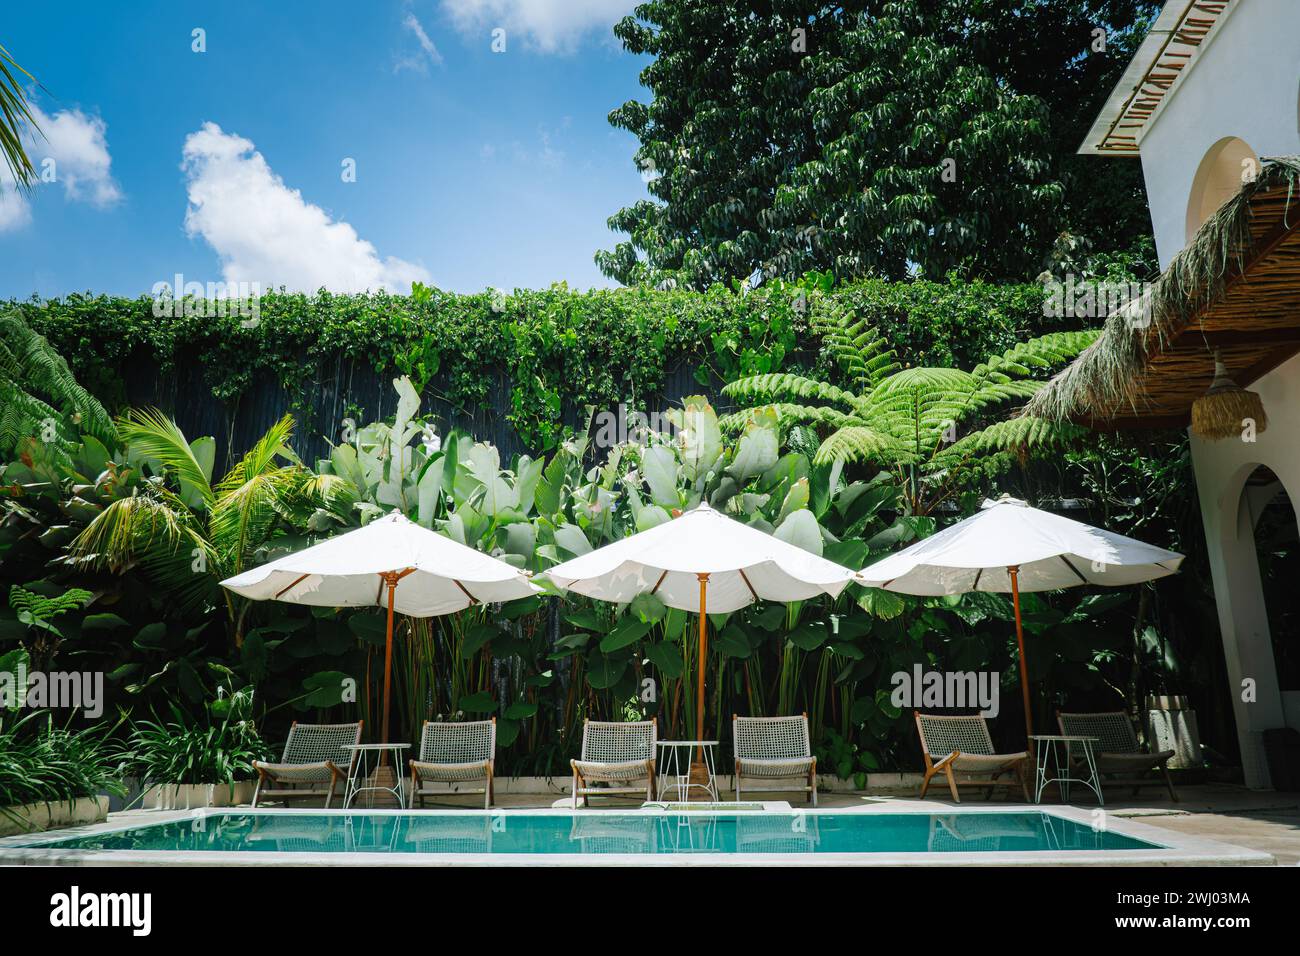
[
  {"x1": 641, "y1": 445, "x2": 679, "y2": 508},
  {"x1": 600, "y1": 616, "x2": 651, "y2": 652},
  {"x1": 774, "y1": 508, "x2": 823, "y2": 556},
  {"x1": 644, "y1": 642, "x2": 683, "y2": 678},
  {"x1": 457, "y1": 691, "x2": 497, "y2": 713}
]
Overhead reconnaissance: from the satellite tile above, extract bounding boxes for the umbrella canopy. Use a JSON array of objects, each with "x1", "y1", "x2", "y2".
[
  {"x1": 222, "y1": 512, "x2": 539, "y2": 613},
  {"x1": 222, "y1": 512, "x2": 539, "y2": 741},
  {"x1": 545, "y1": 502, "x2": 857, "y2": 613},
  {"x1": 544, "y1": 503, "x2": 858, "y2": 747},
  {"x1": 857, "y1": 498, "x2": 1183, "y2": 595},
  {"x1": 857, "y1": 498, "x2": 1183, "y2": 739}
]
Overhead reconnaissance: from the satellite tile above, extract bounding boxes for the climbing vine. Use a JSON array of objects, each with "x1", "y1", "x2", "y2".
[{"x1": 11, "y1": 277, "x2": 1059, "y2": 451}]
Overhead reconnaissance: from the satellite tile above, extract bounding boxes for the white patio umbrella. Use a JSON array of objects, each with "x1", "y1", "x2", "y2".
[
  {"x1": 221, "y1": 512, "x2": 540, "y2": 743},
  {"x1": 856, "y1": 497, "x2": 1183, "y2": 739},
  {"x1": 543, "y1": 502, "x2": 859, "y2": 749}
]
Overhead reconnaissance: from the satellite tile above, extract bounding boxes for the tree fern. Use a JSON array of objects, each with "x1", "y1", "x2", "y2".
[
  {"x1": 0, "y1": 311, "x2": 114, "y2": 465},
  {"x1": 723, "y1": 305, "x2": 1098, "y2": 513}
]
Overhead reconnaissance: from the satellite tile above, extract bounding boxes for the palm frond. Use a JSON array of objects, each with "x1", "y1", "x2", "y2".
[
  {"x1": 0, "y1": 43, "x2": 38, "y2": 189},
  {"x1": 117, "y1": 409, "x2": 214, "y2": 507},
  {"x1": 211, "y1": 414, "x2": 302, "y2": 573},
  {"x1": 69, "y1": 487, "x2": 210, "y2": 574}
]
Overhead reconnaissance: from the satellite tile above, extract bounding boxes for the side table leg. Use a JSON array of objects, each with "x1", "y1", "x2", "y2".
[
  {"x1": 1033, "y1": 740, "x2": 1048, "y2": 804},
  {"x1": 1083, "y1": 743, "x2": 1104, "y2": 807},
  {"x1": 704, "y1": 746, "x2": 717, "y2": 802}
]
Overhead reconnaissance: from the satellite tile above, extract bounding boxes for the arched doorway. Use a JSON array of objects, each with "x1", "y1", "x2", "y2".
[
  {"x1": 1186, "y1": 137, "x2": 1259, "y2": 242},
  {"x1": 1246, "y1": 467, "x2": 1300, "y2": 692}
]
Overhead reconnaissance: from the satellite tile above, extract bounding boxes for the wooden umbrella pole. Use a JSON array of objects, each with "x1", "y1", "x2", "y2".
[
  {"x1": 696, "y1": 572, "x2": 709, "y2": 765},
  {"x1": 381, "y1": 572, "x2": 397, "y2": 761},
  {"x1": 1010, "y1": 565, "x2": 1033, "y2": 741}
]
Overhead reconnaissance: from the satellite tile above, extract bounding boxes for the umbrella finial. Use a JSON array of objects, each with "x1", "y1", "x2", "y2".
[{"x1": 981, "y1": 495, "x2": 1027, "y2": 509}]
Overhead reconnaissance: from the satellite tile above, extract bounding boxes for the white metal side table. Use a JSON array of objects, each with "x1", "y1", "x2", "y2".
[
  {"x1": 1029, "y1": 734, "x2": 1103, "y2": 806},
  {"x1": 342, "y1": 743, "x2": 409, "y2": 809},
  {"x1": 654, "y1": 740, "x2": 719, "y2": 802}
]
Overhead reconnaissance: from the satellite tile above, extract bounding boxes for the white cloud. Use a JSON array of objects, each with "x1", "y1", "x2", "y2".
[
  {"x1": 395, "y1": 12, "x2": 444, "y2": 72},
  {"x1": 0, "y1": 103, "x2": 121, "y2": 233},
  {"x1": 0, "y1": 185, "x2": 31, "y2": 233},
  {"x1": 440, "y1": 0, "x2": 634, "y2": 53},
  {"x1": 181, "y1": 122, "x2": 429, "y2": 293},
  {"x1": 30, "y1": 105, "x2": 122, "y2": 207}
]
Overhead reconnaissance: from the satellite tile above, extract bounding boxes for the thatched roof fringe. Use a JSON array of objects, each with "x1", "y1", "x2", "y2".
[{"x1": 1027, "y1": 155, "x2": 1300, "y2": 423}]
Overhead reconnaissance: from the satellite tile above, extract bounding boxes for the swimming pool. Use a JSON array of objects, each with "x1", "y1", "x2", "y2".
[{"x1": 12, "y1": 809, "x2": 1160, "y2": 855}]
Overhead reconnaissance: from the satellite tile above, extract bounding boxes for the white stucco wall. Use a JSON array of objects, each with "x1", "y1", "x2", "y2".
[
  {"x1": 1189, "y1": 351, "x2": 1300, "y2": 786},
  {"x1": 1131, "y1": 1, "x2": 1300, "y2": 786},
  {"x1": 1137, "y1": 0, "x2": 1300, "y2": 269}
]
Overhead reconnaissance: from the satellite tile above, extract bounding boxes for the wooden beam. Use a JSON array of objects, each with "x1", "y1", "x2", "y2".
[{"x1": 1188, "y1": 328, "x2": 1300, "y2": 347}]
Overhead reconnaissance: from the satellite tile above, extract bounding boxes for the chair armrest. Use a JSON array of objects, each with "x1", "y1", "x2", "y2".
[{"x1": 931, "y1": 751, "x2": 960, "y2": 770}]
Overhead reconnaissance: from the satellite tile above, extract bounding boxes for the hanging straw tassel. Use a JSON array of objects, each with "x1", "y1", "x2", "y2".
[{"x1": 1191, "y1": 351, "x2": 1268, "y2": 441}]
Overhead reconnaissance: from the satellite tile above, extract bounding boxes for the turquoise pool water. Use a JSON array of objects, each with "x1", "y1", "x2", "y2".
[{"x1": 18, "y1": 811, "x2": 1162, "y2": 855}]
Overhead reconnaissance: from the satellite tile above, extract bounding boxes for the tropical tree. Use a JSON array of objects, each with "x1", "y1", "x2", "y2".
[
  {"x1": 722, "y1": 299, "x2": 1098, "y2": 514},
  {"x1": 598, "y1": 0, "x2": 1160, "y2": 289}
]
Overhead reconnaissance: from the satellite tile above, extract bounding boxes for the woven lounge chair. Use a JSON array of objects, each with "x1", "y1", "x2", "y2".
[
  {"x1": 570, "y1": 719, "x2": 657, "y2": 808},
  {"x1": 914, "y1": 712, "x2": 1029, "y2": 803},
  {"x1": 1058, "y1": 711, "x2": 1178, "y2": 801},
  {"x1": 733, "y1": 714, "x2": 818, "y2": 805},
  {"x1": 251, "y1": 721, "x2": 362, "y2": 808},
  {"x1": 408, "y1": 718, "x2": 496, "y2": 809}
]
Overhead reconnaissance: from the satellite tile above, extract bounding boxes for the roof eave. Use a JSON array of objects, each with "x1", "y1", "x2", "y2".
[{"x1": 1078, "y1": 0, "x2": 1240, "y2": 157}]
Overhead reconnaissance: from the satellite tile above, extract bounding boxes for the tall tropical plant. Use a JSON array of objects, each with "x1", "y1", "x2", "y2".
[
  {"x1": 722, "y1": 300, "x2": 1098, "y2": 514},
  {"x1": 69, "y1": 410, "x2": 311, "y2": 623}
]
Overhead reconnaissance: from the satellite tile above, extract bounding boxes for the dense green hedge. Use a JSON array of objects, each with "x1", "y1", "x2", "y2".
[{"x1": 11, "y1": 278, "x2": 1058, "y2": 451}]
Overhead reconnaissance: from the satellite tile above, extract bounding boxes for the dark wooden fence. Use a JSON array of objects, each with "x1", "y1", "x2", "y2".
[{"x1": 122, "y1": 348, "x2": 737, "y2": 470}]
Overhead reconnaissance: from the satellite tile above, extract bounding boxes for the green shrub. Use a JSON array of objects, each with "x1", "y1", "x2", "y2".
[{"x1": 0, "y1": 712, "x2": 125, "y2": 809}]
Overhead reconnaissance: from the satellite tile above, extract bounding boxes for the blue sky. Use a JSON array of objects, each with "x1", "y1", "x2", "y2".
[{"x1": 1, "y1": 0, "x2": 649, "y2": 298}]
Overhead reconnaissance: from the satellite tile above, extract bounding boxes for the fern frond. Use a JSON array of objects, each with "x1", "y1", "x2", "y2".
[
  {"x1": 812, "y1": 426, "x2": 908, "y2": 467},
  {"x1": 0, "y1": 310, "x2": 115, "y2": 464},
  {"x1": 723, "y1": 373, "x2": 856, "y2": 409},
  {"x1": 811, "y1": 303, "x2": 901, "y2": 391},
  {"x1": 939, "y1": 415, "x2": 1089, "y2": 461},
  {"x1": 979, "y1": 330, "x2": 1100, "y2": 380}
]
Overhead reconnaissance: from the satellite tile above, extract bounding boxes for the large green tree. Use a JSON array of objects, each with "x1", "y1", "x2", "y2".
[{"x1": 599, "y1": 0, "x2": 1160, "y2": 290}]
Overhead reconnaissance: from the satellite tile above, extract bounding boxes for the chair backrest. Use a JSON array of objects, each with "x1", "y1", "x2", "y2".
[
  {"x1": 580, "y1": 720, "x2": 656, "y2": 762},
  {"x1": 733, "y1": 715, "x2": 811, "y2": 761},
  {"x1": 281, "y1": 722, "x2": 363, "y2": 768},
  {"x1": 1058, "y1": 711, "x2": 1140, "y2": 754},
  {"x1": 914, "y1": 712, "x2": 995, "y2": 757},
  {"x1": 419, "y1": 718, "x2": 496, "y2": 764}
]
